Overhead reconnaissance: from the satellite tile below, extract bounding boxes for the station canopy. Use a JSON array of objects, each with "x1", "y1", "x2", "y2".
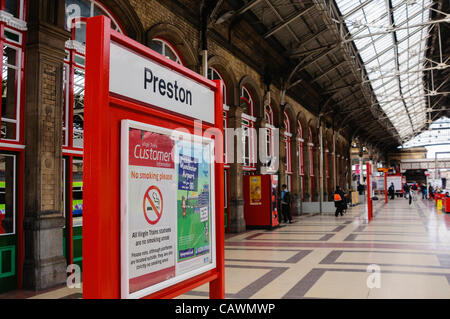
[
  {"x1": 400, "y1": 116, "x2": 450, "y2": 148},
  {"x1": 223, "y1": 0, "x2": 449, "y2": 150},
  {"x1": 335, "y1": 0, "x2": 434, "y2": 141}
]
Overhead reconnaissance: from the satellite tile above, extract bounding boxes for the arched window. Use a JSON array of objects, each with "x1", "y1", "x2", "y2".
[
  {"x1": 240, "y1": 86, "x2": 256, "y2": 170},
  {"x1": 325, "y1": 140, "x2": 329, "y2": 179},
  {"x1": 265, "y1": 104, "x2": 273, "y2": 125},
  {"x1": 63, "y1": 0, "x2": 124, "y2": 149},
  {"x1": 0, "y1": 0, "x2": 26, "y2": 142},
  {"x1": 0, "y1": 0, "x2": 26, "y2": 244},
  {"x1": 207, "y1": 67, "x2": 228, "y2": 165},
  {"x1": 3, "y1": 0, "x2": 22, "y2": 19},
  {"x1": 309, "y1": 127, "x2": 314, "y2": 201},
  {"x1": 207, "y1": 67, "x2": 227, "y2": 106},
  {"x1": 284, "y1": 111, "x2": 292, "y2": 190},
  {"x1": 149, "y1": 37, "x2": 183, "y2": 65},
  {"x1": 308, "y1": 127, "x2": 314, "y2": 177},
  {"x1": 264, "y1": 104, "x2": 274, "y2": 164},
  {"x1": 63, "y1": 0, "x2": 126, "y2": 268},
  {"x1": 240, "y1": 86, "x2": 254, "y2": 117},
  {"x1": 297, "y1": 120, "x2": 304, "y2": 176}
]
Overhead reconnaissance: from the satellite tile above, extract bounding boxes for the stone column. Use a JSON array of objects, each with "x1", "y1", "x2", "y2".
[
  {"x1": 23, "y1": 0, "x2": 71, "y2": 290},
  {"x1": 228, "y1": 106, "x2": 246, "y2": 233},
  {"x1": 333, "y1": 132, "x2": 337, "y2": 191},
  {"x1": 292, "y1": 132, "x2": 302, "y2": 215},
  {"x1": 254, "y1": 117, "x2": 267, "y2": 174},
  {"x1": 313, "y1": 144, "x2": 320, "y2": 202},
  {"x1": 278, "y1": 127, "x2": 286, "y2": 186},
  {"x1": 318, "y1": 125, "x2": 324, "y2": 212}
]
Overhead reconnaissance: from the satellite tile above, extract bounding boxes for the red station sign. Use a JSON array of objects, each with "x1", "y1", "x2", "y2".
[{"x1": 83, "y1": 16, "x2": 225, "y2": 299}]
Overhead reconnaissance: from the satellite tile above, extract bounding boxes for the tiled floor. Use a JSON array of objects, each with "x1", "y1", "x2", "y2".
[{"x1": 2, "y1": 197, "x2": 450, "y2": 299}]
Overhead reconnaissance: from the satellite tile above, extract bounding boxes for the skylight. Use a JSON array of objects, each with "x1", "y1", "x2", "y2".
[{"x1": 334, "y1": 0, "x2": 433, "y2": 141}]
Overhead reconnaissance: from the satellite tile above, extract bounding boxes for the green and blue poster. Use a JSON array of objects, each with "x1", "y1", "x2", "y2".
[{"x1": 176, "y1": 140, "x2": 212, "y2": 273}]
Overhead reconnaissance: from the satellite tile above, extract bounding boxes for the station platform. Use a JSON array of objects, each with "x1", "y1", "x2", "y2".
[{"x1": 1, "y1": 198, "x2": 449, "y2": 299}]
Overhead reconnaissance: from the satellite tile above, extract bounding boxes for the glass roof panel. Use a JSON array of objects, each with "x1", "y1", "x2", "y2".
[
  {"x1": 401, "y1": 117, "x2": 450, "y2": 148},
  {"x1": 335, "y1": 0, "x2": 432, "y2": 142}
]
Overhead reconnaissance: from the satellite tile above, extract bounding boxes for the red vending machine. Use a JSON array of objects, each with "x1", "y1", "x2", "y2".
[{"x1": 243, "y1": 175, "x2": 279, "y2": 229}]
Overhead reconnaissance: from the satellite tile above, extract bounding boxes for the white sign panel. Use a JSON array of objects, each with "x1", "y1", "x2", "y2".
[
  {"x1": 110, "y1": 43, "x2": 215, "y2": 123},
  {"x1": 121, "y1": 120, "x2": 216, "y2": 299},
  {"x1": 374, "y1": 176, "x2": 402, "y2": 191}
]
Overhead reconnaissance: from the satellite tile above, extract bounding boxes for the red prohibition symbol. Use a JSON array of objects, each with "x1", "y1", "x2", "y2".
[{"x1": 143, "y1": 185, "x2": 164, "y2": 225}]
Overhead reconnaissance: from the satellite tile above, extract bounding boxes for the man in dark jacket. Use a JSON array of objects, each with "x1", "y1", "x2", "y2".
[
  {"x1": 388, "y1": 183, "x2": 395, "y2": 200},
  {"x1": 334, "y1": 186, "x2": 346, "y2": 217},
  {"x1": 403, "y1": 183, "x2": 409, "y2": 199},
  {"x1": 281, "y1": 184, "x2": 293, "y2": 223},
  {"x1": 357, "y1": 182, "x2": 365, "y2": 195}
]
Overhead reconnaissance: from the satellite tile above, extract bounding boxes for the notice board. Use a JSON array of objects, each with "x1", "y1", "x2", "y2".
[
  {"x1": 83, "y1": 16, "x2": 224, "y2": 299},
  {"x1": 121, "y1": 121, "x2": 216, "y2": 298}
]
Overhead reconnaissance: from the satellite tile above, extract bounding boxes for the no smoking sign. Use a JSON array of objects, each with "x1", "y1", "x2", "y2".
[{"x1": 143, "y1": 185, "x2": 163, "y2": 225}]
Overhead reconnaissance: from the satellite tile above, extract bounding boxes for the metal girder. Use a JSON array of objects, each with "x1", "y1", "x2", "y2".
[
  {"x1": 342, "y1": 18, "x2": 449, "y2": 44},
  {"x1": 339, "y1": 98, "x2": 366, "y2": 111},
  {"x1": 286, "y1": 49, "x2": 325, "y2": 88},
  {"x1": 289, "y1": 43, "x2": 336, "y2": 58},
  {"x1": 334, "y1": 89, "x2": 364, "y2": 106},
  {"x1": 263, "y1": 0, "x2": 300, "y2": 42},
  {"x1": 341, "y1": 1, "x2": 435, "y2": 41},
  {"x1": 287, "y1": 78, "x2": 304, "y2": 89},
  {"x1": 296, "y1": 45, "x2": 342, "y2": 72},
  {"x1": 351, "y1": 3, "x2": 433, "y2": 56},
  {"x1": 324, "y1": 83, "x2": 358, "y2": 94},
  {"x1": 341, "y1": 0, "x2": 374, "y2": 20},
  {"x1": 263, "y1": 6, "x2": 315, "y2": 38},
  {"x1": 363, "y1": 65, "x2": 447, "y2": 84},
  {"x1": 288, "y1": 27, "x2": 330, "y2": 56},
  {"x1": 311, "y1": 60, "x2": 349, "y2": 82},
  {"x1": 363, "y1": 27, "x2": 425, "y2": 66},
  {"x1": 237, "y1": 0, "x2": 264, "y2": 15}
]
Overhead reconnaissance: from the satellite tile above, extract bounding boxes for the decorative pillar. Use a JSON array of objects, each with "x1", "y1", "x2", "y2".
[
  {"x1": 318, "y1": 124, "x2": 324, "y2": 212},
  {"x1": 228, "y1": 106, "x2": 246, "y2": 233},
  {"x1": 278, "y1": 127, "x2": 286, "y2": 187},
  {"x1": 255, "y1": 116, "x2": 268, "y2": 174},
  {"x1": 293, "y1": 132, "x2": 303, "y2": 215},
  {"x1": 333, "y1": 132, "x2": 337, "y2": 191},
  {"x1": 23, "y1": 0, "x2": 71, "y2": 290}
]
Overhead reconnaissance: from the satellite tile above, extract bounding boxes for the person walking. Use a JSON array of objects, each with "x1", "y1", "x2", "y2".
[
  {"x1": 408, "y1": 186, "x2": 413, "y2": 205},
  {"x1": 388, "y1": 182, "x2": 395, "y2": 200},
  {"x1": 429, "y1": 184, "x2": 434, "y2": 200},
  {"x1": 411, "y1": 183, "x2": 418, "y2": 201},
  {"x1": 403, "y1": 183, "x2": 409, "y2": 199},
  {"x1": 334, "y1": 186, "x2": 346, "y2": 217},
  {"x1": 421, "y1": 184, "x2": 427, "y2": 200},
  {"x1": 357, "y1": 181, "x2": 364, "y2": 195},
  {"x1": 281, "y1": 184, "x2": 293, "y2": 224}
]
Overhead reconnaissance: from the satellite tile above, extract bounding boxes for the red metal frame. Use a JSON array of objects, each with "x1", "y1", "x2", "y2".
[
  {"x1": 366, "y1": 162, "x2": 373, "y2": 221},
  {"x1": 384, "y1": 172, "x2": 388, "y2": 204},
  {"x1": 0, "y1": 0, "x2": 27, "y2": 289},
  {"x1": 83, "y1": 16, "x2": 224, "y2": 299}
]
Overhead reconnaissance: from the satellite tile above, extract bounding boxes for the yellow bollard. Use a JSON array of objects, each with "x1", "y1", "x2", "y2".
[{"x1": 437, "y1": 199, "x2": 443, "y2": 211}]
